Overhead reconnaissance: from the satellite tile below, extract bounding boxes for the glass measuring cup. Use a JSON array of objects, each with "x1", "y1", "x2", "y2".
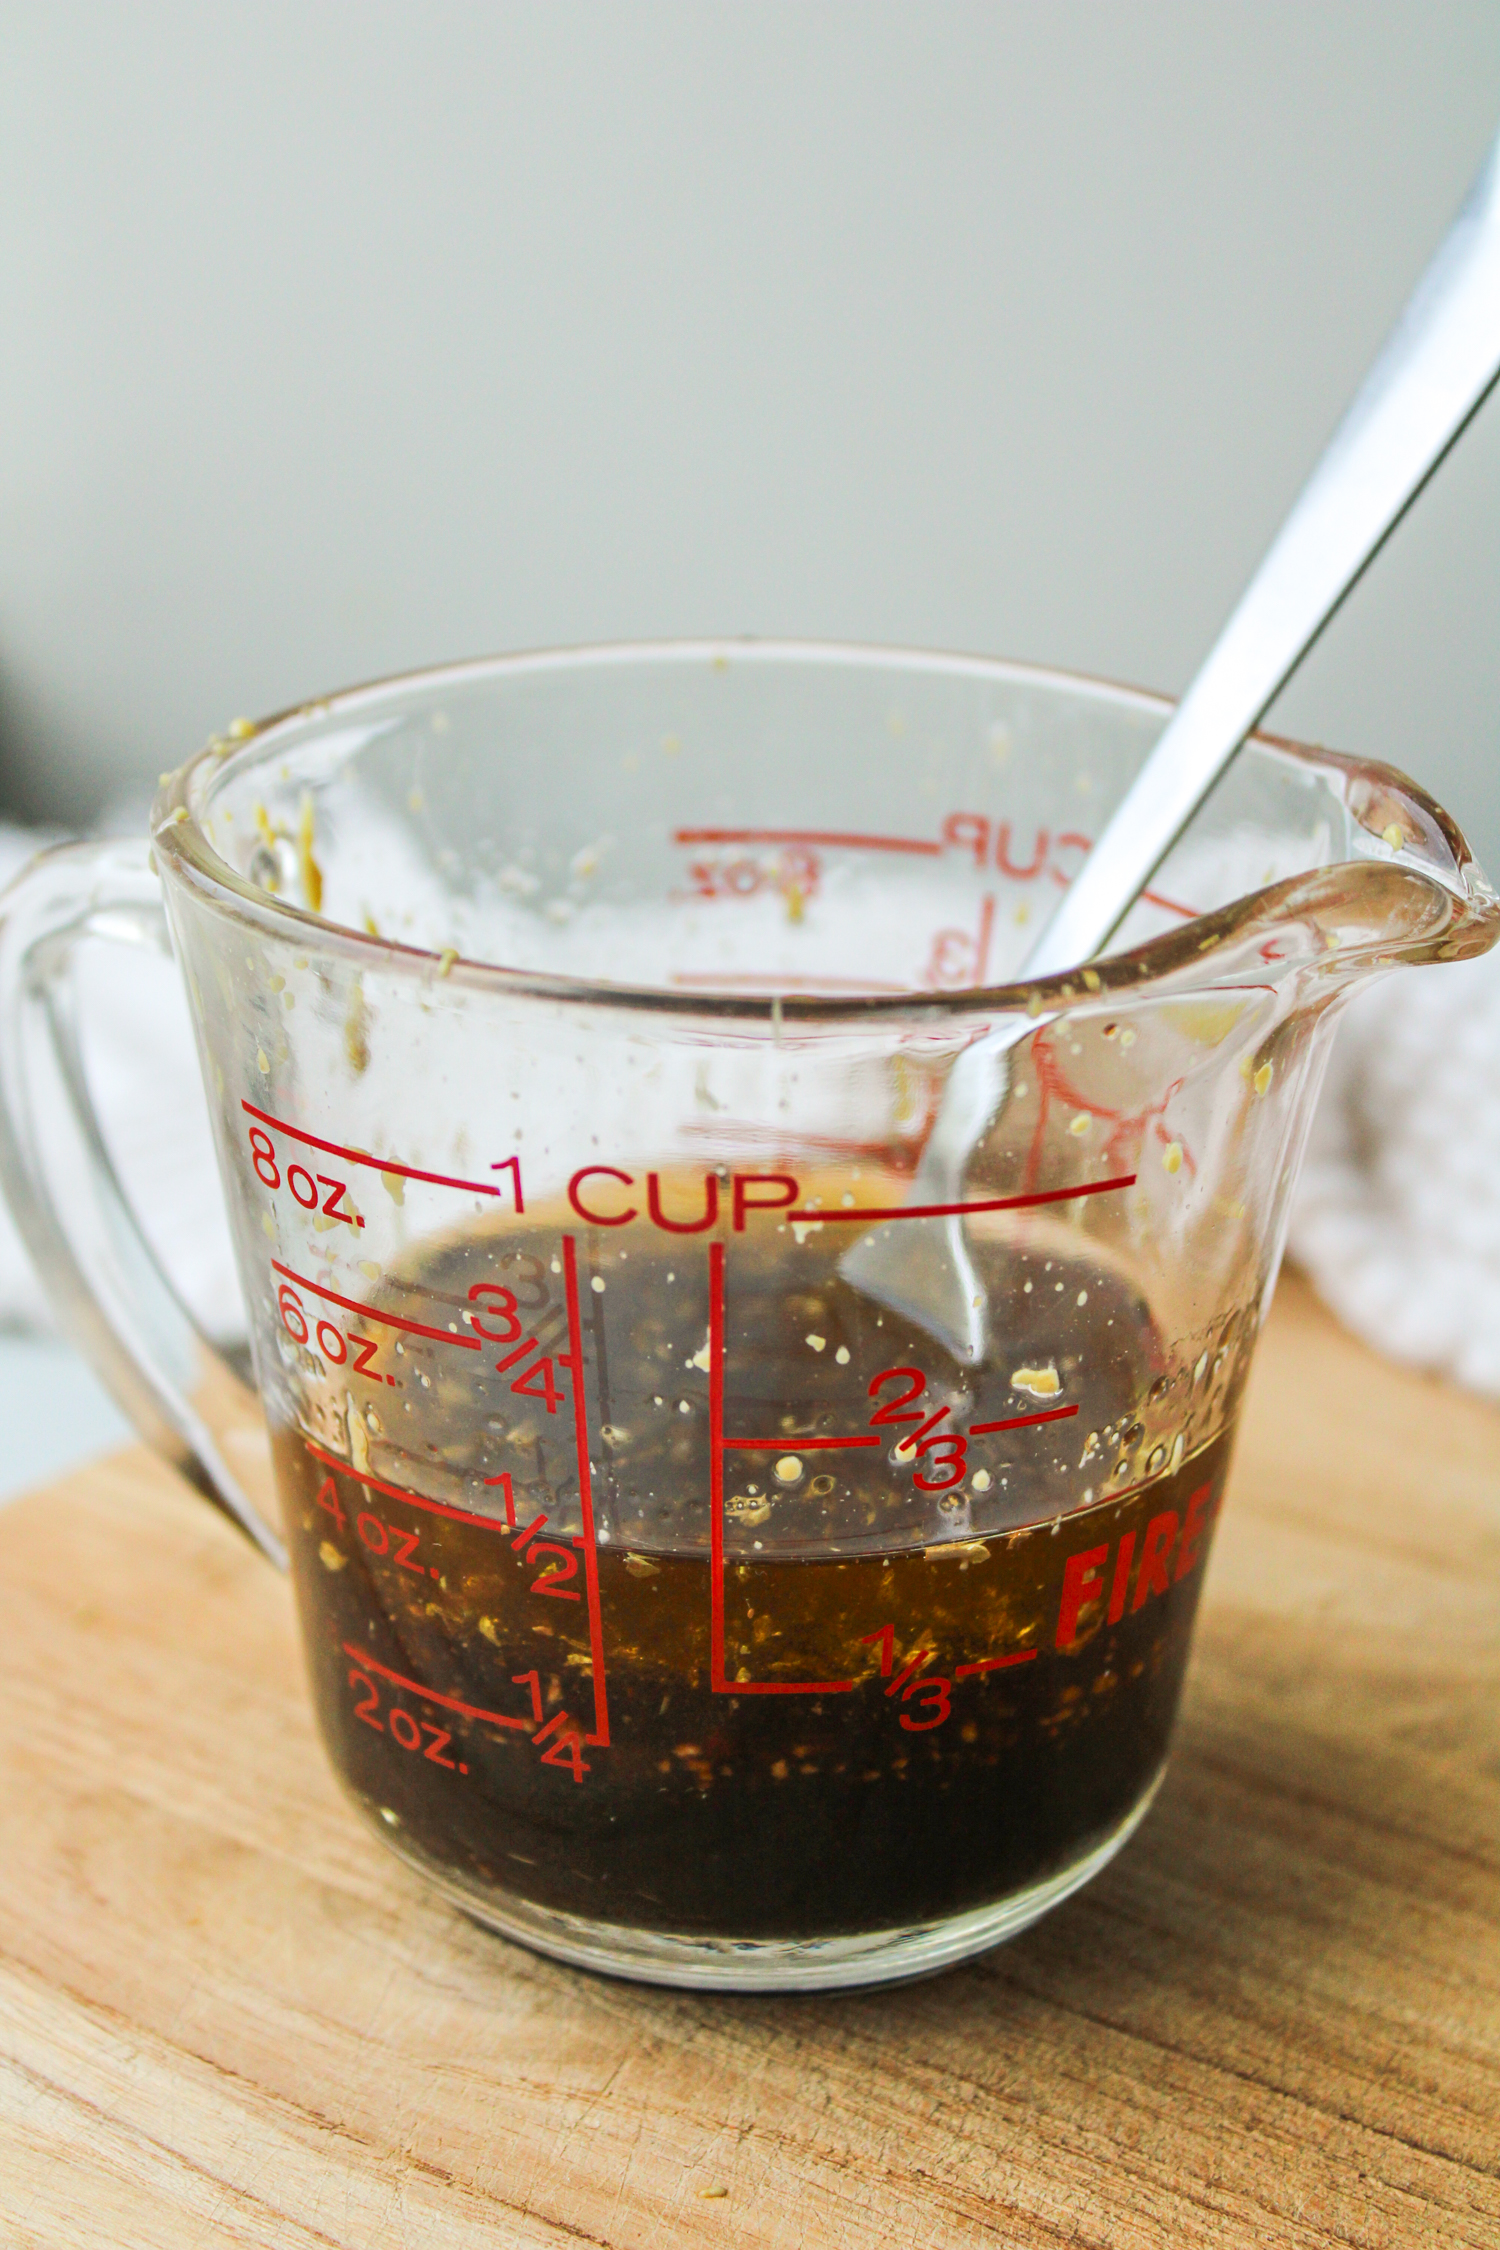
[{"x1": 0, "y1": 641, "x2": 1492, "y2": 1991}]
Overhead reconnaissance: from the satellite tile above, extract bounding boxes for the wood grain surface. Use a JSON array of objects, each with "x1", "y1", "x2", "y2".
[{"x1": 1, "y1": 1271, "x2": 1497, "y2": 2249}]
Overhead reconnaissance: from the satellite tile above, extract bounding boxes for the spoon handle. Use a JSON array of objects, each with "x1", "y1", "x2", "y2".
[{"x1": 1029, "y1": 125, "x2": 1500, "y2": 981}]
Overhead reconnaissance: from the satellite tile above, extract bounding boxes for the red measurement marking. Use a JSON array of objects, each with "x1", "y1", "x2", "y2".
[
  {"x1": 490, "y1": 1155, "x2": 525, "y2": 1212},
  {"x1": 707, "y1": 1240, "x2": 727, "y2": 1694},
  {"x1": 969, "y1": 1404, "x2": 1080, "y2": 1435},
  {"x1": 242, "y1": 1099, "x2": 514, "y2": 1202},
  {"x1": 342, "y1": 1643, "x2": 531, "y2": 1731},
  {"x1": 709, "y1": 1240, "x2": 855, "y2": 1698},
  {"x1": 674, "y1": 827, "x2": 942, "y2": 856},
  {"x1": 884, "y1": 1648, "x2": 934, "y2": 1699},
  {"x1": 798, "y1": 1172, "x2": 1136, "y2": 1226},
  {"x1": 676, "y1": 830, "x2": 1198, "y2": 916},
  {"x1": 894, "y1": 1404, "x2": 952, "y2": 1456},
  {"x1": 534, "y1": 1710, "x2": 591, "y2": 1781},
  {"x1": 527, "y1": 1542, "x2": 581, "y2": 1599},
  {"x1": 493, "y1": 1337, "x2": 537, "y2": 1373},
  {"x1": 954, "y1": 1651, "x2": 1040, "y2": 1679},
  {"x1": 721, "y1": 1433, "x2": 881, "y2": 1452},
  {"x1": 483, "y1": 1470, "x2": 517, "y2": 1528},
  {"x1": 303, "y1": 1437, "x2": 512, "y2": 1532},
  {"x1": 925, "y1": 892, "x2": 996, "y2": 989},
  {"x1": 272, "y1": 1260, "x2": 482, "y2": 1350},
  {"x1": 561, "y1": 1234, "x2": 611, "y2": 1749}
]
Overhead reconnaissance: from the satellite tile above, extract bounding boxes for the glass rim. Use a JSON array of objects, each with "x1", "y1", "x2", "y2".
[{"x1": 149, "y1": 635, "x2": 1478, "y2": 1022}]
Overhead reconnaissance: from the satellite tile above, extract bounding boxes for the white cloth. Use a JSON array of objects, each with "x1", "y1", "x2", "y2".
[
  {"x1": 1288, "y1": 945, "x2": 1500, "y2": 1399},
  {"x1": 0, "y1": 820, "x2": 1495, "y2": 1400}
]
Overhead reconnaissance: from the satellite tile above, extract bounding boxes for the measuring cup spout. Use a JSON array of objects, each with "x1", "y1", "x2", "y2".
[{"x1": 844, "y1": 756, "x2": 1500, "y2": 1368}]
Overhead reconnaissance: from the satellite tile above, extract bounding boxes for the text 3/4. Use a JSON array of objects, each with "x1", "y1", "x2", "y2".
[{"x1": 468, "y1": 1282, "x2": 574, "y2": 1415}]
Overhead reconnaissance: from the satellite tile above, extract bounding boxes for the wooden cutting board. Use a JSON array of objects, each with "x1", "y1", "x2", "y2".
[{"x1": 1, "y1": 1271, "x2": 1497, "y2": 2249}]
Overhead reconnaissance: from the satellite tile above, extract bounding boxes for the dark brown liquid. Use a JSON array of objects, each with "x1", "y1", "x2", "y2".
[{"x1": 275, "y1": 1214, "x2": 1235, "y2": 1940}]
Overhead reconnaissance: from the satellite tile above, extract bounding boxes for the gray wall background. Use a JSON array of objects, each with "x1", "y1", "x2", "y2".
[{"x1": 3, "y1": 3, "x2": 1498, "y2": 862}]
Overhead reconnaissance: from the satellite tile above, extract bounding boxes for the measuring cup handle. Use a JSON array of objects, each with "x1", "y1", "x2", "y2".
[{"x1": 0, "y1": 837, "x2": 286, "y2": 1567}]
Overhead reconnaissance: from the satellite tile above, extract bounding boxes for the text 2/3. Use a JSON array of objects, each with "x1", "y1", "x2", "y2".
[
  {"x1": 277, "y1": 1281, "x2": 389, "y2": 1382},
  {"x1": 868, "y1": 1364, "x2": 1079, "y2": 1489},
  {"x1": 867, "y1": 1366, "x2": 967, "y2": 1492},
  {"x1": 248, "y1": 1125, "x2": 363, "y2": 1227}
]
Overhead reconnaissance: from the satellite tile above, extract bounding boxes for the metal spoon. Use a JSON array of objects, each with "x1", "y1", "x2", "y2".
[{"x1": 842, "y1": 123, "x2": 1500, "y2": 1365}]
